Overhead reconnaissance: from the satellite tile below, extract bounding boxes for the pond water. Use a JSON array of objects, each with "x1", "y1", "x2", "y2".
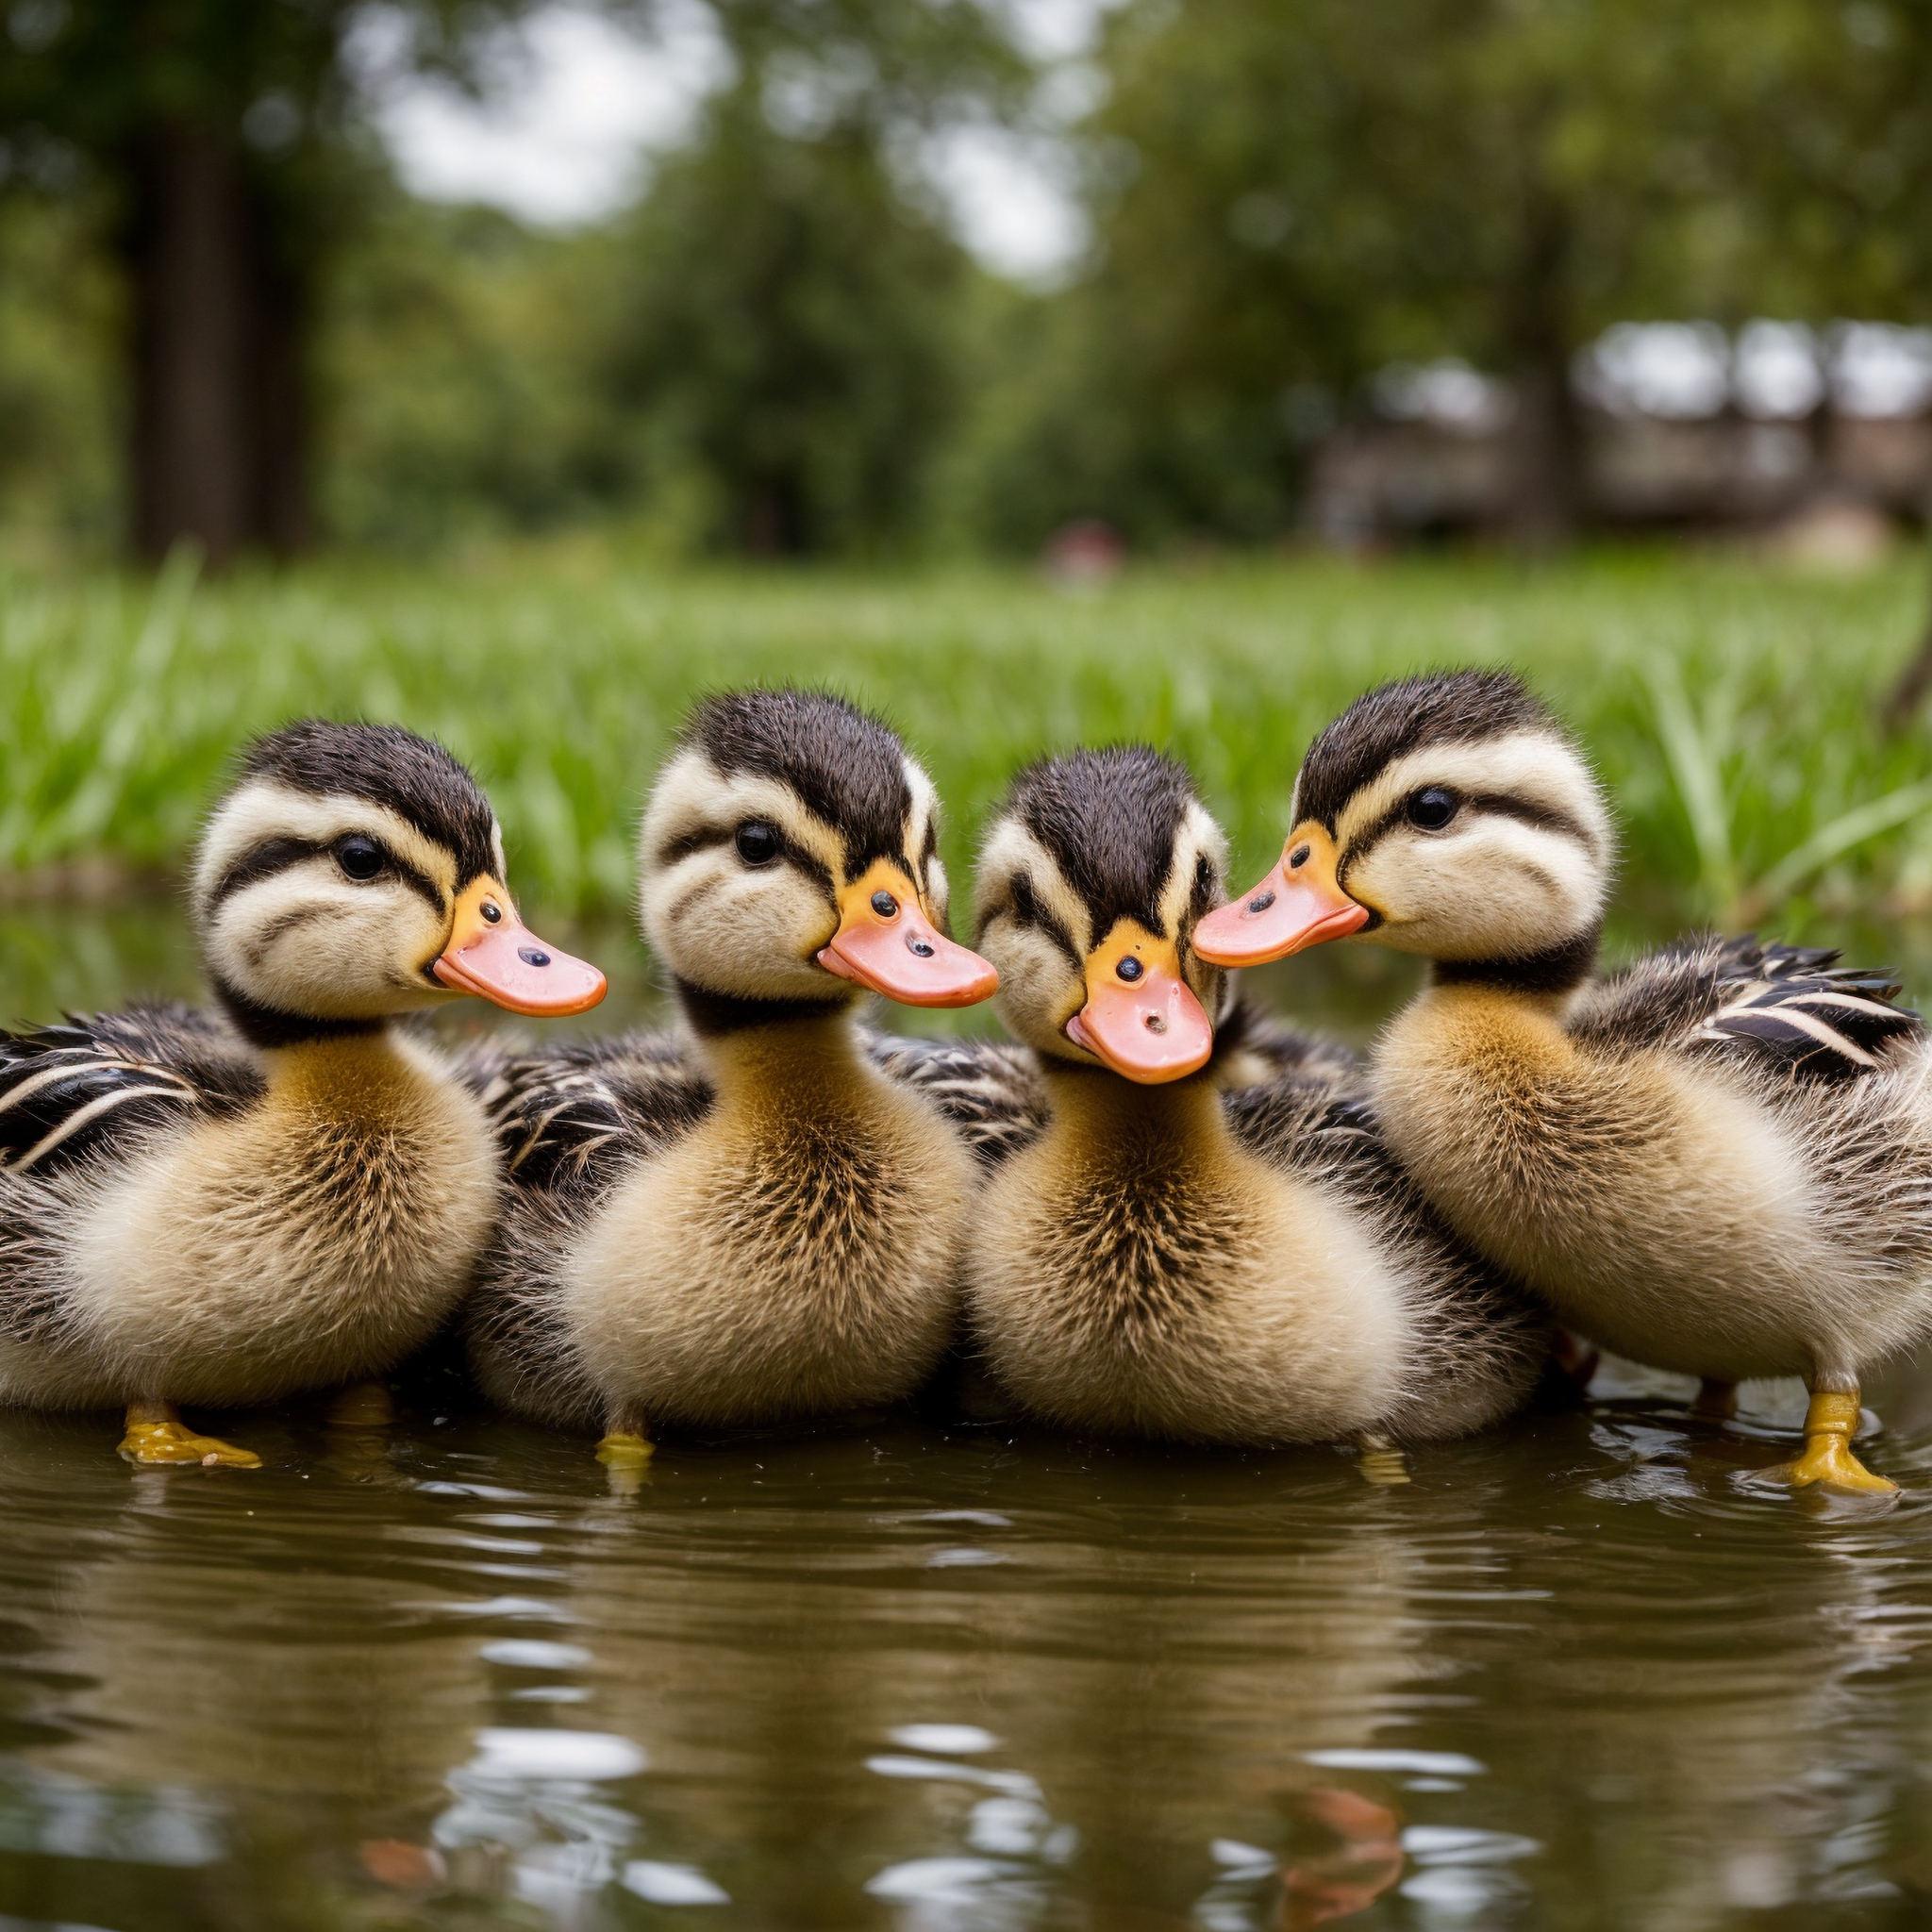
[{"x1": 5, "y1": 907, "x2": 1932, "y2": 1931}]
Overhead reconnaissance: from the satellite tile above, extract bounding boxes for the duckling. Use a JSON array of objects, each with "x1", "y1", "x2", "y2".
[
  {"x1": 961, "y1": 744, "x2": 1543, "y2": 1448},
  {"x1": 1195, "y1": 668, "x2": 1929, "y2": 1493},
  {"x1": 463, "y1": 689, "x2": 1000, "y2": 1462},
  {"x1": 0, "y1": 722, "x2": 606, "y2": 1469}
]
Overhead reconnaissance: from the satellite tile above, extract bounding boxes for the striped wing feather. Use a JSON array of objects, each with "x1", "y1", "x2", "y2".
[
  {"x1": 463, "y1": 1030, "x2": 714, "y2": 1193},
  {"x1": 862, "y1": 1029, "x2": 1048, "y2": 1167},
  {"x1": 0, "y1": 1002, "x2": 261, "y2": 1177},
  {"x1": 1570, "y1": 933, "x2": 1921, "y2": 1080}
]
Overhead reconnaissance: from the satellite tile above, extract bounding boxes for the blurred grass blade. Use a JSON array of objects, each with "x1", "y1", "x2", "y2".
[
  {"x1": 50, "y1": 544, "x2": 203, "y2": 848},
  {"x1": 1640, "y1": 653, "x2": 1737, "y2": 909},
  {"x1": 1745, "y1": 774, "x2": 1932, "y2": 917}
]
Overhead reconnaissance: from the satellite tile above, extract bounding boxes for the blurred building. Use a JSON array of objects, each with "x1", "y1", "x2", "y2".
[{"x1": 1307, "y1": 323, "x2": 1932, "y2": 549}]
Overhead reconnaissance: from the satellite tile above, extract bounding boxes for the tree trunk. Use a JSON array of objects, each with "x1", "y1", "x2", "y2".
[
  {"x1": 125, "y1": 122, "x2": 309, "y2": 563},
  {"x1": 1505, "y1": 357, "x2": 1582, "y2": 548},
  {"x1": 1500, "y1": 175, "x2": 1582, "y2": 550}
]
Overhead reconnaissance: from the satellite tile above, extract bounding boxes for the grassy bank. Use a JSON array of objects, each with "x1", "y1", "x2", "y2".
[{"x1": 3, "y1": 545, "x2": 1928, "y2": 957}]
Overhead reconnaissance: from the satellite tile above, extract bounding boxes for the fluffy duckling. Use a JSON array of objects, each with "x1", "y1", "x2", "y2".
[
  {"x1": 464, "y1": 689, "x2": 1000, "y2": 1462},
  {"x1": 1196, "y1": 669, "x2": 1929, "y2": 1493},
  {"x1": 0, "y1": 722, "x2": 605, "y2": 1468},
  {"x1": 961, "y1": 745, "x2": 1542, "y2": 1448}
]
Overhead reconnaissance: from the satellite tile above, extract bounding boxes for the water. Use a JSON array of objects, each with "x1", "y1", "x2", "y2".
[{"x1": 6, "y1": 908, "x2": 1932, "y2": 1931}]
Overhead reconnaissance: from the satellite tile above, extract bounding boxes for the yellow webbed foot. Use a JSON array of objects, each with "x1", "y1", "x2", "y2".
[
  {"x1": 1759, "y1": 1391, "x2": 1896, "y2": 1496},
  {"x1": 596, "y1": 1429, "x2": 653, "y2": 1499},
  {"x1": 1356, "y1": 1433, "x2": 1410, "y2": 1487},
  {"x1": 596, "y1": 1429, "x2": 653, "y2": 1468},
  {"x1": 119, "y1": 1418, "x2": 262, "y2": 1470}
]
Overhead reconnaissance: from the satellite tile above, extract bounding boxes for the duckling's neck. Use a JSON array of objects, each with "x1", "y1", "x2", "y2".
[
  {"x1": 258, "y1": 1024, "x2": 434, "y2": 1117},
  {"x1": 209, "y1": 974, "x2": 386, "y2": 1050},
  {"x1": 674, "y1": 979, "x2": 853, "y2": 1041},
  {"x1": 1038, "y1": 1060, "x2": 1231, "y2": 1170},
  {"x1": 1427, "y1": 923, "x2": 1601, "y2": 999},
  {"x1": 694, "y1": 1005, "x2": 873, "y2": 1117}
]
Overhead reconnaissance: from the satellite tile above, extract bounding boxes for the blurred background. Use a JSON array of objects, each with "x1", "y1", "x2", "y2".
[
  {"x1": 3, "y1": 0, "x2": 1932, "y2": 993},
  {"x1": 5, "y1": 0, "x2": 1931, "y2": 565}
]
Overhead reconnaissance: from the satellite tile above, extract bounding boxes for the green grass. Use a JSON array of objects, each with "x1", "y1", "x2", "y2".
[{"x1": 4, "y1": 543, "x2": 1930, "y2": 964}]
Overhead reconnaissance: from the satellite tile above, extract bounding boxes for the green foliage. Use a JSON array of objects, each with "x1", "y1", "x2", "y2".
[
  {"x1": 3, "y1": 550, "x2": 1929, "y2": 977},
  {"x1": 973, "y1": 0, "x2": 1932, "y2": 549},
  {"x1": 316, "y1": 177, "x2": 616, "y2": 549},
  {"x1": 5, "y1": 0, "x2": 1932, "y2": 559},
  {"x1": 599, "y1": 88, "x2": 973, "y2": 555},
  {"x1": 0, "y1": 0, "x2": 541, "y2": 145},
  {"x1": 0, "y1": 191, "x2": 118, "y2": 550}
]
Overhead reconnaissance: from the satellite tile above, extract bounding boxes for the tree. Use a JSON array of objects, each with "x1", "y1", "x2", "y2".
[
  {"x1": 598, "y1": 0, "x2": 1024, "y2": 554},
  {"x1": 602, "y1": 90, "x2": 970, "y2": 554},
  {"x1": 1009, "y1": 0, "x2": 1847, "y2": 551},
  {"x1": 0, "y1": 0, "x2": 536, "y2": 561}
]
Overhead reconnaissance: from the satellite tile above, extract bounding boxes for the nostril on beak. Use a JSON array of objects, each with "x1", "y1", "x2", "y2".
[
  {"x1": 518, "y1": 946, "x2": 551, "y2": 968},
  {"x1": 907, "y1": 936, "x2": 935, "y2": 957},
  {"x1": 1145, "y1": 1012, "x2": 1168, "y2": 1033},
  {"x1": 1247, "y1": 890, "x2": 1276, "y2": 914},
  {"x1": 871, "y1": 891, "x2": 900, "y2": 919}
]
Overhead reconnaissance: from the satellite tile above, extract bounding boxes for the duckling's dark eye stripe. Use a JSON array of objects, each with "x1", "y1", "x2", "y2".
[
  {"x1": 209, "y1": 836, "x2": 443, "y2": 914},
  {"x1": 1341, "y1": 791, "x2": 1597, "y2": 876},
  {"x1": 977, "y1": 872, "x2": 1081, "y2": 968},
  {"x1": 656, "y1": 825, "x2": 735, "y2": 866},
  {"x1": 657, "y1": 822, "x2": 838, "y2": 911},
  {"x1": 1188, "y1": 851, "x2": 1218, "y2": 923},
  {"x1": 209, "y1": 837, "x2": 323, "y2": 904},
  {"x1": 1467, "y1": 791, "x2": 1600, "y2": 852}
]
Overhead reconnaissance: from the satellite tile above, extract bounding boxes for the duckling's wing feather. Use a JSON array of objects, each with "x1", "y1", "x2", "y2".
[
  {"x1": 1569, "y1": 934, "x2": 1921, "y2": 1080},
  {"x1": 863, "y1": 1030, "x2": 1048, "y2": 1167},
  {"x1": 1699, "y1": 940, "x2": 1919, "y2": 1077},
  {"x1": 465, "y1": 1030, "x2": 714, "y2": 1194},
  {"x1": 0, "y1": 1002, "x2": 261, "y2": 1176}
]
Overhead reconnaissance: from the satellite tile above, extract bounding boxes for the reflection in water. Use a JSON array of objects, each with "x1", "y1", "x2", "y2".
[
  {"x1": 7, "y1": 1407, "x2": 1932, "y2": 1928},
  {"x1": 6, "y1": 910, "x2": 1932, "y2": 1927}
]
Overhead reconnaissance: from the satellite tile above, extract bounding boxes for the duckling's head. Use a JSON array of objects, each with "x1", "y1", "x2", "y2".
[
  {"x1": 640, "y1": 689, "x2": 997, "y2": 1024},
  {"x1": 193, "y1": 722, "x2": 606, "y2": 1045},
  {"x1": 1195, "y1": 670, "x2": 1612, "y2": 985},
  {"x1": 974, "y1": 746, "x2": 1228, "y2": 1083}
]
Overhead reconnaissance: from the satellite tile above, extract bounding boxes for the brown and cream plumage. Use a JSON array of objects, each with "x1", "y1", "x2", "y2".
[
  {"x1": 461, "y1": 689, "x2": 1001, "y2": 1462},
  {"x1": 0, "y1": 722, "x2": 604, "y2": 1469},
  {"x1": 1198, "y1": 668, "x2": 1932, "y2": 1493},
  {"x1": 958, "y1": 744, "x2": 1543, "y2": 1449}
]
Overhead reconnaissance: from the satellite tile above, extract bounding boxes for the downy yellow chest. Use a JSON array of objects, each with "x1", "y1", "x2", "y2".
[
  {"x1": 1372, "y1": 985, "x2": 1815, "y2": 1373},
  {"x1": 562, "y1": 1019, "x2": 972, "y2": 1426},
  {"x1": 969, "y1": 1070, "x2": 1410, "y2": 1442},
  {"x1": 67, "y1": 1031, "x2": 500, "y2": 1403}
]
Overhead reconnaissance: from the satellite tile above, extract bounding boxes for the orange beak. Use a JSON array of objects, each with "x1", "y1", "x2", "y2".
[
  {"x1": 431, "y1": 875, "x2": 608, "y2": 1016},
  {"x1": 1065, "y1": 920, "x2": 1214, "y2": 1083},
  {"x1": 1192, "y1": 823, "x2": 1369, "y2": 966},
  {"x1": 817, "y1": 859, "x2": 999, "y2": 1008}
]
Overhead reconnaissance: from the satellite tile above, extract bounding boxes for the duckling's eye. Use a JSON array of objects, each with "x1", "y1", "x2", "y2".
[
  {"x1": 1407, "y1": 788, "x2": 1458, "y2": 832},
  {"x1": 1117, "y1": 956, "x2": 1145, "y2": 983},
  {"x1": 735, "y1": 821, "x2": 779, "y2": 866},
  {"x1": 335, "y1": 835, "x2": 385, "y2": 881}
]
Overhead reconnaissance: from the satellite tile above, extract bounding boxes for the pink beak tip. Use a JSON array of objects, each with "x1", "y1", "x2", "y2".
[
  {"x1": 822, "y1": 924, "x2": 999, "y2": 1008},
  {"x1": 1069, "y1": 978, "x2": 1215, "y2": 1083},
  {"x1": 437, "y1": 924, "x2": 608, "y2": 1016}
]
